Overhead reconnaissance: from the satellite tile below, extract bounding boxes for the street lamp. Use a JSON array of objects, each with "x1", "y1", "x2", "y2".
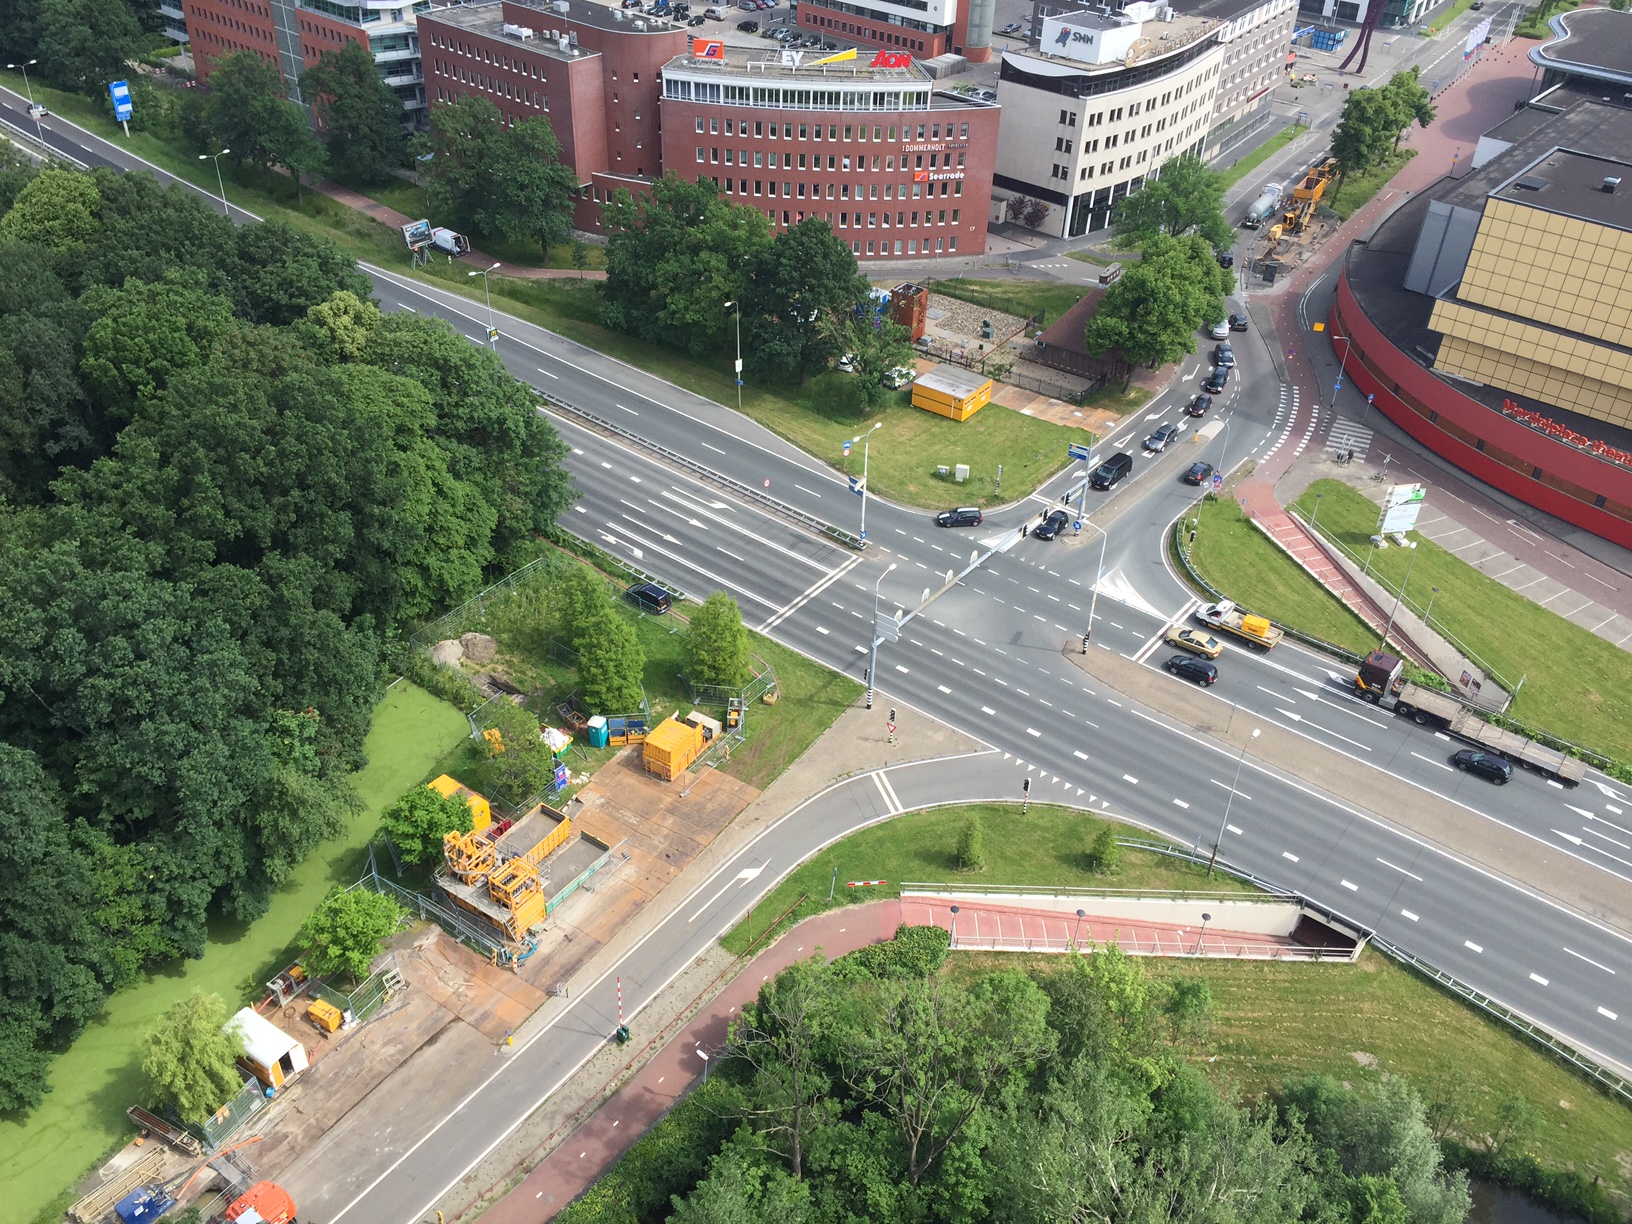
[
  {"x1": 468, "y1": 262, "x2": 501, "y2": 349},
  {"x1": 1380, "y1": 544, "x2": 1418, "y2": 651},
  {"x1": 851, "y1": 421, "x2": 882, "y2": 544},
  {"x1": 695, "y1": 1047, "x2": 710, "y2": 1083},
  {"x1": 1077, "y1": 516, "x2": 1109, "y2": 653},
  {"x1": 7, "y1": 59, "x2": 41, "y2": 140},
  {"x1": 1425, "y1": 585, "x2": 1440, "y2": 626},
  {"x1": 949, "y1": 904, "x2": 960, "y2": 947},
  {"x1": 1208, "y1": 728, "x2": 1259, "y2": 877},
  {"x1": 722, "y1": 299, "x2": 743, "y2": 414},
  {"x1": 865, "y1": 562, "x2": 897, "y2": 711},
  {"x1": 1194, "y1": 912, "x2": 1212, "y2": 956},
  {"x1": 1310, "y1": 493, "x2": 1323, "y2": 532},
  {"x1": 1329, "y1": 332, "x2": 1352, "y2": 412},
  {"x1": 1073, "y1": 908, "x2": 1087, "y2": 950},
  {"x1": 199, "y1": 149, "x2": 231, "y2": 216}
]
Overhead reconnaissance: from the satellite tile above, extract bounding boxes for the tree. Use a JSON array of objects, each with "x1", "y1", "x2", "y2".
[
  {"x1": 819, "y1": 311, "x2": 914, "y2": 408},
  {"x1": 1383, "y1": 68, "x2": 1436, "y2": 149},
  {"x1": 1113, "y1": 156, "x2": 1234, "y2": 252},
  {"x1": 574, "y1": 604, "x2": 645, "y2": 715},
  {"x1": 729, "y1": 956, "x2": 836, "y2": 1180},
  {"x1": 1162, "y1": 975, "x2": 1213, "y2": 1046},
  {"x1": 0, "y1": 168, "x2": 101, "y2": 249},
  {"x1": 601, "y1": 174, "x2": 772, "y2": 356},
  {"x1": 261, "y1": 101, "x2": 328, "y2": 203},
  {"x1": 1082, "y1": 824, "x2": 1120, "y2": 874},
  {"x1": 740, "y1": 219, "x2": 869, "y2": 384},
  {"x1": 479, "y1": 700, "x2": 557, "y2": 805},
  {"x1": 35, "y1": 0, "x2": 140, "y2": 97},
  {"x1": 191, "y1": 51, "x2": 297, "y2": 178},
  {"x1": 669, "y1": 1129, "x2": 812, "y2": 1224},
  {"x1": 379, "y1": 785, "x2": 474, "y2": 865},
  {"x1": 299, "y1": 41, "x2": 407, "y2": 184},
  {"x1": 552, "y1": 565, "x2": 613, "y2": 646},
  {"x1": 1333, "y1": 70, "x2": 1435, "y2": 175},
  {"x1": 1486, "y1": 1090, "x2": 1542, "y2": 1161},
  {"x1": 141, "y1": 991, "x2": 246, "y2": 1125},
  {"x1": 299, "y1": 888, "x2": 404, "y2": 985},
  {"x1": 682, "y1": 591, "x2": 750, "y2": 689},
  {"x1": 956, "y1": 816, "x2": 986, "y2": 872},
  {"x1": 1085, "y1": 233, "x2": 1233, "y2": 382},
  {"x1": 570, "y1": 238, "x2": 590, "y2": 278}
]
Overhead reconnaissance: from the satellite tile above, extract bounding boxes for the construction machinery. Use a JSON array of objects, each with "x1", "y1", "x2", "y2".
[
  {"x1": 438, "y1": 804, "x2": 575, "y2": 940},
  {"x1": 221, "y1": 1182, "x2": 296, "y2": 1224},
  {"x1": 1280, "y1": 157, "x2": 1338, "y2": 235}
]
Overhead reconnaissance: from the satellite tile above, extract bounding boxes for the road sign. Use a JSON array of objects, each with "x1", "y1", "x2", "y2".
[
  {"x1": 553, "y1": 761, "x2": 569, "y2": 790},
  {"x1": 108, "y1": 79, "x2": 133, "y2": 123},
  {"x1": 486, "y1": 327, "x2": 499, "y2": 341},
  {"x1": 1379, "y1": 483, "x2": 1427, "y2": 533},
  {"x1": 1067, "y1": 443, "x2": 1092, "y2": 462},
  {"x1": 1367, "y1": 392, "x2": 1376, "y2": 404},
  {"x1": 1212, "y1": 473, "x2": 1223, "y2": 492},
  {"x1": 886, "y1": 722, "x2": 896, "y2": 735},
  {"x1": 849, "y1": 474, "x2": 866, "y2": 497},
  {"x1": 843, "y1": 439, "x2": 852, "y2": 457},
  {"x1": 877, "y1": 615, "x2": 899, "y2": 643}
]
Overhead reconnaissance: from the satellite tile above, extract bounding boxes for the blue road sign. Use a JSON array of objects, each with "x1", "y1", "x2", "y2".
[
  {"x1": 1067, "y1": 443, "x2": 1092, "y2": 461},
  {"x1": 1212, "y1": 473, "x2": 1223, "y2": 492},
  {"x1": 1367, "y1": 392, "x2": 1375, "y2": 404},
  {"x1": 842, "y1": 439, "x2": 852, "y2": 457},
  {"x1": 108, "y1": 79, "x2": 133, "y2": 123},
  {"x1": 849, "y1": 475, "x2": 865, "y2": 497}
]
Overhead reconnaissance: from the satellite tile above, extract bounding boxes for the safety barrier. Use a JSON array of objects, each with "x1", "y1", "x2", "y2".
[{"x1": 546, "y1": 394, "x2": 864, "y2": 550}]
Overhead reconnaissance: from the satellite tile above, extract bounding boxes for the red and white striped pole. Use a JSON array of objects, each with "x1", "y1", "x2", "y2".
[{"x1": 617, "y1": 977, "x2": 623, "y2": 1028}]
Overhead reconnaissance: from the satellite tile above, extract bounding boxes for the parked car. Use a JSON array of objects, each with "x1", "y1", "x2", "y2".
[
  {"x1": 1203, "y1": 366, "x2": 1230, "y2": 394},
  {"x1": 1183, "y1": 461, "x2": 1215, "y2": 486},
  {"x1": 737, "y1": 18, "x2": 758, "y2": 28},
  {"x1": 1184, "y1": 394, "x2": 1213, "y2": 417},
  {"x1": 1089, "y1": 451, "x2": 1134, "y2": 490},
  {"x1": 1208, "y1": 320, "x2": 1230, "y2": 340},
  {"x1": 1143, "y1": 422, "x2": 1182, "y2": 453},
  {"x1": 689, "y1": 14, "x2": 707, "y2": 23},
  {"x1": 1164, "y1": 626, "x2": 1223, "y2": 658},
  {"x1": 1032, "y1": 508, "x2": 1070, "y2": 540},
  {"x1": 936, "y1": 506, "x2": 983, "y2": 528},
  {"x1": 1452, "y1": 748, "x2": 1512, "y2": 784},
  {"x1": 1213, "y1": 343, "x2": 1236, "y2": 369},
  {"x1": 837, "y1": 352, "x2": 857, "y2": 372},
  {"x1": 1216, "y1": 251, "x2": 1235, "y2": 269},
  {"x1": 1165, "y1": 654, "x2": 1218, "y2": 685},
  {"x1": 1229, "y1": 313, "x2": 1249, "y2": 332},
  {"x1": 1001, "y1": 20, "x2": 1024, "y2": 32},
  {"x1": 625, "y1": 582, "x2": 673, "y2": 615},
  {"x1": 883, "y1": 365, "x2": 915, "y2": 389}
]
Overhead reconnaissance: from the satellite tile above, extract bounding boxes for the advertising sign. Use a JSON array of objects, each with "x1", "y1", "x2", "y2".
[
  {"x1": 1378, "y1": 483, "x2": 1427, "y2": 534},
  {"x1": 1463, "y1": 16, "x2": 1491, "y2": 58},
  {"x1": 108, "y1": 79, "x2": 133, "y2": 124},
  {"x1": 869, "y1": 50, "x2": 911, "y2": 68},
  {"x1": 692, "y1": 38, "x2": 725, "y2": 60}
]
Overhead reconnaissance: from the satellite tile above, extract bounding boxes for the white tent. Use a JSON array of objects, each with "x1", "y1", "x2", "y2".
[{"x1": 226, "y1": 1007, "x2": 308, "y2": 1090}]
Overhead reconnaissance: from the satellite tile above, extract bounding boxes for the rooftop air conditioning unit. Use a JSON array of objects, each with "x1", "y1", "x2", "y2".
[
  {"x1": 502, "y1": 22, "x2": 535, "y2": 38},
  {"x1": 1605, "y1": 176, "x2": 1622, "y2": 193},
  {"x1": 559, "y1": 35, "x2": 571, "y2": 50},
  {"x1": 553, "y1": 0, "x2": 569, "y2": 10},
  {"x1": 634, "y1": 18, "x2": 645, "y2": 28}
]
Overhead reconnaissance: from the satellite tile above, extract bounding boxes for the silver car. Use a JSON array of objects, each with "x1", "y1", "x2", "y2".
[{"x1": 1143, "y1": 422, "x2": 1182, "y2": 453}]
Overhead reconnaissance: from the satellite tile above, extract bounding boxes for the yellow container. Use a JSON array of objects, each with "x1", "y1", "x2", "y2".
[
  {"x1": 428, "y1": 774, "x2": 492, "y2": 831},
  {"x1": 643, "y1": 717, "x2": 704, "y2": 780},
  {"x1": 307, "y1": 999, "x2": 344, "y2": 1033},
  {"x1": 1242, "y1": 614, "x2": 1272, "y2": 638},
  {"x1": 911, "y1": 364, "x2": 993, "y2": 423}
]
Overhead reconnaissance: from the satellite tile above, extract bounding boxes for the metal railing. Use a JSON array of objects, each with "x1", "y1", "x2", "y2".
[
  {"x1": 545, "y1": 394, "x2": 863, "y2": 549},
  {"x1": 309, "y1": 954, "x2": 405, "y2": 1023},
  {"x1": 684, "y1": 653, "x2": 778, "y2": 708},
  {"x1": 201, "y1": 1077, "x2": 269, "y2": 1150},
  {"x1": 354, "y1": 868, "x2": 513, "y2": 958}
]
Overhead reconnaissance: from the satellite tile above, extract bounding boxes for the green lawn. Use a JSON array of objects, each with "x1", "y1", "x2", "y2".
[
  {"x1": 4, "y1": 683, "x2": 468, "y2": 1224},
  {"x1": 1329, "y1": 149, "x2": 1416, "y2": 219},
  {"x1": 1423, "y1": 0, "x2": 1479, "y2": 34},
  {"x1": 1220, "y1": 123, "x2": 1309, "y2": 189},
  {"x1": 1291, "y1": 480, "x2": 1632, "y2": 756},
  {"x1": 719, "y1": 803, "x2": 1250, "y2": 955},
  {"x1": 957, "y1": 950, "x2": 1632, "y2": 1211},
  {"x1": 1080, "y1": 382, "x2": 1153, "y2": 417},
  {"x1": 924, "y1": 277, "x2": 1089, "y2": 327},
  {"x1": 1181, "y1": 494, "x2": 1379, "y2": 654}
]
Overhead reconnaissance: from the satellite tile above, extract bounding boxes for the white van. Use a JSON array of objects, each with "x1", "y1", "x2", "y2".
[{"x1": 705, "y1": 5, "x2": 725, "y2": 16}]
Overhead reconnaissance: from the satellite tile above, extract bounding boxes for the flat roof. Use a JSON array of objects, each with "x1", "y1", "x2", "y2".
[
  {"x1": 1530, "y1": 7, "x2": 1632, "y2": 86},
  {"x1": 1491, "y1": 148, "x2": 1632, "y2": 231},
  {"x1": 1006, "y1": 17, "x2": 1219, "y2": 73},
  {"x1": 916, "y1": 363, "x2": 992, "y2": 397},
  {"x1": 666, "y1": 44, "x2": 930, "y2": 80},
  {"x1": 423, "y1": 0, "x2": 685, "y2": 43}
]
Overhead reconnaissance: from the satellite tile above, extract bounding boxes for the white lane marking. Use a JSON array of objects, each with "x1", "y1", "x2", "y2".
[
  {"x1": 894, "y1": 664, "x2": 910, "y2": 674},
  {"x1": 873, "y1": 770, "x2": 903, "y2": 815},
  {"x1": 981, "y1": 706, "x2": 996, "y2": 716},
  {"x1": 1465, "y1": 940, "x2": 1484, "y2": 953},
  {"x1": 702, "y1": 441, "x2": 726, "y2": 454},
  {"x1": 1598, "y1": 1006, "x2": 1619, "y2": 1020},
  {"x1": 1282, "y1": 851, "x2": 1299, "y2": 862},
  {"x1": 1209, "y1": 779, "x2": 1253, "y2": 800},
  {"x1": 1026, "y1": 727, "x2": 1042, "y2": 738},
  {"x1": 816, "y1": 626, "x2": 829, "y2": 635},
  {"x1": 937, "y1": 684, "x2": 952, "y2": 694},
  {"x1": 1411, "y1": 751, "x2": 1455, "y2": 772},
  {"x1": 572, "y1": 505, "x2": 586, "y2": 513},
  {"x1": 795, "y1": 484, "x2": 822, "y2": 498},
  {"x1": 1173, "y1": 798, "x2": 1189, "y2": 809},
  {"x1": 1123, "y1": 774, "x2": 1139, "y2": 784},
  {"x1": 689, "y1": 865, "x2": 767, "y2": 922},
  {"x1": 1401, "y1": 909, "x2": 1419, "y2": 921},
  {"x1": 1378, "y1": 858, "x2": 1423, "y2": 881},
  {"x1": 1226, "y1": 824, "x2": 1242, "y2": 835},
  {"x1": 1073, "y1": 750, "x2": 1089, "y2": 760},
  {"x1": 535, "y1": 366, "x2": 559, "y2": 378},
  {"x1": 1341, "y1": 879, "x2": 1358, "y2": 891},
  {"x1": 1274, "y1": 709, "x2": 1372, "y2": 751},
  {"x1": 1530, "y1": 972, "x2": 1549, "y2": 985},
  {"x1": 1563, "y1": 947, "x2": 1617, "y2": 974},
  {"x1": 616, "y1": 403, "x2": 640, "y2": 416}
]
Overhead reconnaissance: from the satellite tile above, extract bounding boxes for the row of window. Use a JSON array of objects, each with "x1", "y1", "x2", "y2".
[
  {"x1": 431, "y1": 58, "x2": 552, "y2": 110},
  {"x1": 851, "y1": 237, "x2": 956, "y2": 256},
  {"x1": 802, "y1": 12, "x2": 933, "y2": 49},
  {"x1": 424, "y1": 26, "x2": 569, "y2": 81},
  {"x1": 192, "y1": 6, "x2": 271, "y2": 43},
  {"x1": 703, "y1": 175, "x2": 964, "y2": 202},
  {"x1": 432, "y1": 82, "x2": 550, "y2": 116},
  {"x1": 799, "y1": 0, "x2": 942, "y2": 35},
  {"x1": 664, "y1": 77, "x2": 933, "y2": 111},
  {"x1": 695, "y1": 146, "x2": 964, "y2": 173},
  {"x1": 692, "y1": 115, "x2": 969, "y2": 141}
]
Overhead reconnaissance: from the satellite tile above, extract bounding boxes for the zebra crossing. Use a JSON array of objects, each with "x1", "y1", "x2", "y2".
[
  {"x1": 1324, "y1": 415, "x2": 1374, "y2": 461},
  {"x1": 1260, "y1": 384, "x2": 1300, "y2": 460}
]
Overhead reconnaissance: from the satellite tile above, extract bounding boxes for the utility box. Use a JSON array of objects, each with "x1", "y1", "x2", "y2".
[
  {"x1": 644, "y1": 716, "x2": 705, "y2": 780},
  {"x1": 890, "y1": 282, "x2": 928, "y2": 340},
  {"x1": 912, "y1": 363, "x2": 994, "y2": 422},
  {"x1": 955, "y1": 463, "x2": 970, "y2": 482}
]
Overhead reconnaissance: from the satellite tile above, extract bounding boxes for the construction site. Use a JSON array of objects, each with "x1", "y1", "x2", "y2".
[{"x1": 1251, "y1": 156, "x2": 1343, "y2": 284}]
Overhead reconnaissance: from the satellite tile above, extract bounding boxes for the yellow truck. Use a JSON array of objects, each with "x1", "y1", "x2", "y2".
[{"x1": 1196, "y1": 600, "x2": 1284, "y2": 649}]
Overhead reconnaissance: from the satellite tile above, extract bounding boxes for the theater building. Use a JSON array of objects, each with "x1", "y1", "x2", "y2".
[
  {"x1": 1334, "y1": 83, "x2": 1632, "y2": 550},
  {"x1": 658, "y1": 44, "x2": 1000, "y2": 260}
]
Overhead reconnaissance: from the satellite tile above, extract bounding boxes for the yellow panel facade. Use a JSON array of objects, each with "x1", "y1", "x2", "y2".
[{"x1": 1430, "y1": 309, "x2": 1632, "y2": 427}]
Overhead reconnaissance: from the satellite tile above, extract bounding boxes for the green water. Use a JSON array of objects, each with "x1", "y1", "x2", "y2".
[{"x1": 0, "y1": 682, "x2": 468, "y2": 1224}]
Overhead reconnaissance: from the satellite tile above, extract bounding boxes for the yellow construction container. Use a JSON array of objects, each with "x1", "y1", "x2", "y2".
[
  {"x1": 486, "y1": 857, "x2": 547, "y2": 937},
  {"x1": 428, "y1": 774, "x2": 492, "y2": 832},
  {"x1": 644, "y1": 716, "x2": 705, "y2": 781},
  {"x1": 911, "y1": 363, "x2": 993, "y2": 423},
  {"x1": 306, "y1": 999, "x2": 344, "y2": 1034},
  {"x1": 499, "y1": 808, "x2": 573, "y2": 867}
]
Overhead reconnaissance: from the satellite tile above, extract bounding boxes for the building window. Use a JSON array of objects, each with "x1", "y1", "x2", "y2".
[
  {"x1": 697, "y1": 146, "x2": 705, "y2": 162},
  {"x1": 949, "y1": 236, "x2": 957, "y2": 250}
]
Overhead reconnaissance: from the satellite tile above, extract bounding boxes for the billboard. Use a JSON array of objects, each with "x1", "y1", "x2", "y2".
[
  {"x1": 692, "y1": 37, "x2": 725, "y2": 60},
  {"x1": 1463, "y1": 17, "x2": 1491, "y2": 58},
  {"x1": 108, "y1": 79, "x2": 133, "y2": 123},
  {"x1": 1378, "y1": 483, "x2": 1426, "y2": 534}
]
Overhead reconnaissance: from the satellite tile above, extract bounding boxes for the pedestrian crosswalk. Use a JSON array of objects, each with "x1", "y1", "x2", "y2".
[
  {"x1": 1325, "y1": 416, "x2": 1373, "y2": 462},
  {"x1": 1028, "y1": 259, "x2": 1072, "y2": 269}
]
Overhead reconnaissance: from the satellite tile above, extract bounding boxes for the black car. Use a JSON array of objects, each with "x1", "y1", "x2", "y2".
[
  {"x1": 1089, "y1": 451, "x2": 1134, "y2": 490},
  {"x1": 625, "y1": 582, "x2": 674, "y2": 615},
  {"x1": 1216, "y1": 251, "x2": 1235, "y2": 269},
  {"x1": 1183, "y1": 461, "x2": 1215, "y2": 486},
  {"x1": 737, "y1": 18, "x2": 759, "y2": 29},
  {"x1": 1452, "y1": 748, "x2": 1512, "y2": 784},
  {"x1": 1213, "y1": 342, "x2": 1236, "y2": 369},
  {"x1": 1166, "y1": 654, "x2": 1218, "y2": 685},
  {"x1": 936, "y1": 506, "x2": 983, "y2": 528},
  {"x1": 1203, "y1": 366, "x2": 1229, "y2": 394},
  {"x1": 1032, "y1": 509, "x2": 1070, "y2": 540},
  {"x1": 1229, "y1": 313, "x2": 1249, "y2": 332},
  {"x1": 688, "y1": 13, "x2": 707, "y2": 22},
  {"x1": 1185, "y1": 394, "x2": 1213, "y2": 417}
]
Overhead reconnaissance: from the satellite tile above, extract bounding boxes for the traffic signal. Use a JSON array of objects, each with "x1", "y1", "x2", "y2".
[{"x1": 888, "y1": 708, "x2": 896, "y2": 723}]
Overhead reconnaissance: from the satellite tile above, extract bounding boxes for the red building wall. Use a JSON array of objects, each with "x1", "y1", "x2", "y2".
[
  {"x1": 182, "y1": 0, "x2": 280, "y2": 82},
  {"x1": 796, "y1": 7, "x2": 948, "y2": 58},
  {"x1": 1333, "y1": 267, "x2": 1632, "y2": 551}
]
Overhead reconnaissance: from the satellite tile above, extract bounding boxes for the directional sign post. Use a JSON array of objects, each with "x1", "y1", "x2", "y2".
[
  {"x1": 1067, "y1": 443, "x2": 1092, "y2": 462},
  {"x1": 108, "y1": 79, "x2": 133, "y2": 136}
]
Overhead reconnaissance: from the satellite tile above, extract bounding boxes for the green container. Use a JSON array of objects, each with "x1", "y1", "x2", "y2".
[{"x1": 586, "y1": 715, "x2": 609, "y2": 749}]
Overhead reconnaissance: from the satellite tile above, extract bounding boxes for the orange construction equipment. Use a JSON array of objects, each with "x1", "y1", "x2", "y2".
[
  {"x1": 306, "y1": 998, "x2": 344, "y2": 1033},
  {"x1": 1281, "y1": 156, "x2": 1338, "y2": 234},
  {"x1": 485, "y1": 857, "x2": 547, "y2": 937},
  {"x1": 444, "y1": 829, "x2": 496, "y2": 884},
  {"x1": 428, "y1": 774, "x2": 492, "y2": 831},
  {"x1": 223, "y1": 1182, "x2": 296, "y2": 1224},
  {"x1": 644, "y1": 716, "x2": 706, "y2": 780}
]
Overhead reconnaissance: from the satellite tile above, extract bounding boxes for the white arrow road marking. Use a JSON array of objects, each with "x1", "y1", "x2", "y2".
[{"x1": 690, "y1": 864, "x2": 768, "y2": 922}]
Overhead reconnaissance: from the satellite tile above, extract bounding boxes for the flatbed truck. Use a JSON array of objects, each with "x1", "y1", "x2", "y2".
[
  {"x1": 1354, "y1": 651, "x2": 1586, "y2": 785},
  {"x1": 1196, "y1": 600, "x2": 1285, "y2": 649}
]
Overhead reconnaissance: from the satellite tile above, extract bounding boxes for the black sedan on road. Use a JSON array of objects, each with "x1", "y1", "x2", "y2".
[
  {"x1": 1165, "y1": 655, "x2": 1218, "y2": 685},
  {"x1": 1032, "y1": 509, "x2": 1070, "y2": 540},
  {"x1": 1183, "y1": 461, "x2": 1215, "y2": 486},
  {"x1": 1453, "y1": 748, "x2": 1513, "y2": 784},
  {"x1": 1185, "y1": 394, "x2": 1212, "y2": 417},
  {"x1": 935, "y1": 506, "x2": 983, "y2": 528}
]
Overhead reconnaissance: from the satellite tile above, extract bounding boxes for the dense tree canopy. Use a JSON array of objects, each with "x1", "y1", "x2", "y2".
[
  {"x1": 183, "y1": 50, "x2": 325, "y2": 189},
  {"x1": 1113, "y1": 155, "x2": 1235, "y2": 252},
  {"x1": 1333, "y1": 70, "x2": 1436, "y2": 175},
  {"x1": 0, "y1": 162, "x2": 573, "y2": 1112},
  {"x1": 1085, "y1": 233, "x2": 1234, "y2": 379},
  {"x1": 740, "y1": 219, "x2": 870, "y2": 384},
  {"x1": 300, "y1": 41, "x2": 409, "y2": 184}
]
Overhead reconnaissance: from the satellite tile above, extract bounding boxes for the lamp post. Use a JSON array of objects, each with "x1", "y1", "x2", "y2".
[
  {"x1": 1194, "y1": 912, "x2": 1212, "y2": 956},
  {"x1": 199, "y1": 149, "x2": 231, "y2": 216},
  {"x1": 1329, "y1": 332, "x2": 1352, "y2": 412},
  {"x1": 468, "y1": 262, "x2": 501, "y2": 349},
  {"x1": 722, "y1": 299, "x2": 743, "y2": 415},
  {"x1": 1381, "y1": 545, "x2": 1418, "y2": 650},
  {"x1": 1208, "y1": 728, "x2": 1259, "y2": 877},
  {"x1": 7, "y1": 59, "x2": 41, "y2": 140},
  {"x1": 1073, "y1": 908, "x2": 1087, "y2": 950},
  {"x1": 865, "y1": 562, "x2": 898, "y2": 711},
  {"x1": 1077, "y1": 516, "x2": 1109, "y2": 653},
  {"x1": 1310, "y1": 493, "x2": 1323, "y2": 532},
  {"x1": 851, "y1": 420, "x2": 882, "y2": 544},
  {"x1": 949, "y1": 904, "x2": 960, "y2": 947},
  {"x1": 1425, "y1": 585, "x2": 1440, "y2": 626},
  {"x1": 696, "y1": 1047, "x2": 710, "y2": 1083}
]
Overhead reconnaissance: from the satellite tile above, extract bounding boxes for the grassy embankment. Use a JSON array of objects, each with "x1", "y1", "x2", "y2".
[
  {"x1": 5, "y1": 684, "x2": 469, "y2": 1224},
  {"x1": 10, "y1": 73, "x2": 1080, "y2": 509}
]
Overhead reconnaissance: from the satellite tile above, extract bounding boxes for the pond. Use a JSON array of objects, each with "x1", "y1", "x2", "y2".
[{"x1": 1468, "y1": 1180, "x2": 1586, "y2": 1224}]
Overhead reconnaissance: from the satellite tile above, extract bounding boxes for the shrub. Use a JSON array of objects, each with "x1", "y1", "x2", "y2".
[
  {"x1": 835, "y1": 923, "x2": 951, "y2": 981},
  {"x1": 1083, "y1": 825, "x2": 1122, "y2": 875},
  {"x1": 956, "y1": 815, "x2": 986, "y2": 872}
]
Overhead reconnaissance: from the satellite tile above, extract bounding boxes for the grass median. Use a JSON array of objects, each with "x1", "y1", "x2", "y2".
[
  {"x1": 1219, "y1": 122, "x2": 1309, "y2": 190},
  {"x1": 1330, "y1": 149, "x2": 1416, "y2": 219},
  {"x1": 1291, "y1": 479, "x2": 1632, "y2": 755},
  {"x1": 719, "y1": 803, "x2": 1251, "y2": 955}
]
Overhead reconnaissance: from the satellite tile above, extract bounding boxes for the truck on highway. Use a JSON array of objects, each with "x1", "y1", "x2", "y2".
[
  {"x1": 1240, "y1": 182, "x2": 1284, "y2": 229},
  {"x1": 1196, "y1": 600, "x2": 1285, "y2": 649},
  {"x1": 1354, "y1": 651, "x2": 1587, "y2": 785}
]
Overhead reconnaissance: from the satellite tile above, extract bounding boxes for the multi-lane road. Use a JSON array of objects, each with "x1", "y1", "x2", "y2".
[{"x1": 8, "y1": 82, "x2": 1630, "y2": 1224}]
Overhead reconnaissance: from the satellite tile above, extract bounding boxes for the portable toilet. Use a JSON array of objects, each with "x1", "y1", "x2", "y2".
[
  {"x1": 911, "y1": 363, "x2": 994, "y2": 422},
  {"x1": 227, "y1": 1007, "x2": 309, "y2": 1091},
  {"x1": 586, "y1": 715, "x2": 609, "y2": 749}
]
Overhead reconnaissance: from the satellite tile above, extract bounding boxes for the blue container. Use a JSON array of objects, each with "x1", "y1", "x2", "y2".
[{"x1": 587, "y1": 715, "x2": 609, "y2": 749}]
